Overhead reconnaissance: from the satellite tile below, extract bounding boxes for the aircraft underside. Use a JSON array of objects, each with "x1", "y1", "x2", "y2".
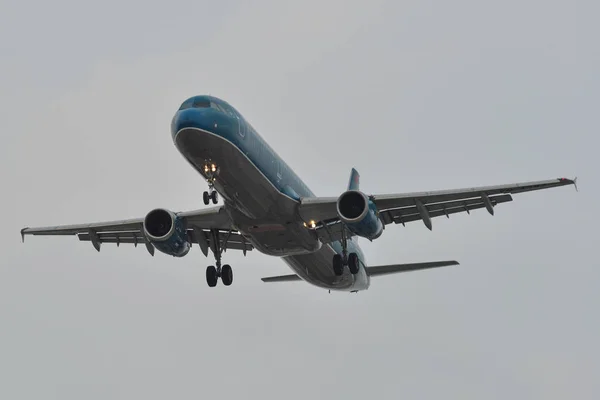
[{"x1": 173, "y1": 127, "x2": 370, "y2": 291}]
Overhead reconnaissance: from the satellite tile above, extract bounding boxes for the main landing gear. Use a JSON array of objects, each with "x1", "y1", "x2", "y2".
[
  {"x1": 203, "y1": 161, "x2": 219, "y2": 205},
  {"x1": 333, "y1": 228, "x2": 360, "y2": 276},
  {"x1": 205, "y1": 229, "x2": 234, "y2": 287}
]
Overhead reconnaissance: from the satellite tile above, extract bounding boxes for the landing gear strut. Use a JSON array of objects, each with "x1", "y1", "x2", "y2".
[
  {"x1": 202, "y1": 161, "x2": 219, "y2": 205},
  {"x1": 333, "y1": 227, "x2": 360, "y2": 276},
  {"x1": 205, "y1": 229, "x2": 234, "y2": 287}
]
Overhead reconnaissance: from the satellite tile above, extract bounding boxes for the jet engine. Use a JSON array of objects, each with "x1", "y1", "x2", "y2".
[
  {"x1": 143, "y1": 208, "x2": 191, "y2": 257},
  {"x1": 336, "y1": 190, "x2": 383, "y2": 240}
]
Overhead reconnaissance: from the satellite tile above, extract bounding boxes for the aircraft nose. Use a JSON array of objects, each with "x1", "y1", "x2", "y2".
[{"x1": 171, "y1": 108, "x2": 215, "y2": 139}]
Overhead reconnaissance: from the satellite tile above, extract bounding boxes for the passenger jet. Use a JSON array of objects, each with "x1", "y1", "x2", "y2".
[{"x1": 21, "y1": 95, "x2": 577, "y2": 292}]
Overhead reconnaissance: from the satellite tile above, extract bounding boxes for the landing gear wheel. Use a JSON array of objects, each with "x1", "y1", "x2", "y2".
[
  {"x1": 348, "y1": 252, "x2": 360, "y2": 274},
  {"x1": 333, "y1": 254, "x2": 344, "y2": 276},
  {"x1": 221, "y1": 264, "x2": 233, "y2": 286},
  {"x1": 211, "y1": 190, "x2": 219, "y2": 204},
  {"x1": 206, "y1": 265, "x2": 218, "y2": 287},
  {"x1": 203, "y1": 191, "x2": 210, "y2": 205}
]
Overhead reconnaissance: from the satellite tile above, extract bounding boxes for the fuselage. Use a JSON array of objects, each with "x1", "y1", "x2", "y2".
[{"x1": 170, "y1": 95, "x2": 369, "y2": 291}]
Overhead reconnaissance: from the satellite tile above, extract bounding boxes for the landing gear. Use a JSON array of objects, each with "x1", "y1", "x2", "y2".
[
  {"x1": 203, "y1": 161, "x2": 219, "y2": 205},
  {"x1": 206, "y1": 265, "x2": 218, "y2": 287},
  {"x1": 348, "y1": 253, "x2": 359, "y2": 274},
  {"x1": 332, "y1": 227, "x2": 360, "y2": 275},
  {"x1": 204, "y1": 229, "x2": 234, "y2": 287},
  {"x1": 221, "y1": 264, "x2": 233, "y2": 286},
  {"x1": 333, "y1": 254, "x2": 344, "y2": 276},
  {"x1": 203, "y1": 190, "x2": 218, "y2": 205},
  {"x1": 333, "y1": 252, "x2": 360, "y2": 275}
]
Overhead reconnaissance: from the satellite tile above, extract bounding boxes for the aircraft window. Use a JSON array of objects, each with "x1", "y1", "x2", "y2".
[
  {"x1": 210, "y1": 102, "x2": 226, "y2": 113},
  {"x1": 192, "y1": 98, "x2": 211, "y2": 108},
  {"x1": 179, "y1": 98, "x2": 211, "y2": 110},
  {"x1": 216, "y1": 104, "x2": 235, "y2": 117}
]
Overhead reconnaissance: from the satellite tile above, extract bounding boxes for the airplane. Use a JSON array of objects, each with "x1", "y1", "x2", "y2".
[{"x1": 20, "y1": 95, "x2": 577, "y2": 292}]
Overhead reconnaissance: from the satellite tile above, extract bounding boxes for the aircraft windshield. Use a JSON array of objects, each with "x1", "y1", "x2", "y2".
[
  {"x1": 178, "y1": 97, "x2": 233, "y2": 115},
  {"x1": 179, "y1": 97, "x2": 211, "y2": 110}
]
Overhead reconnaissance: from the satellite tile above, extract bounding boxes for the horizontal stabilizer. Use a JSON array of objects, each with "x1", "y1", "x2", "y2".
[
  {"x1": 366, "y1": 260, "x2": 459, "y2": 277},
  {"x1": 261, "y1": 274, "x2": 302, "y2": 283},
  {"x1": 261, "y1": 260, "x2": 458, "y2": 283}
]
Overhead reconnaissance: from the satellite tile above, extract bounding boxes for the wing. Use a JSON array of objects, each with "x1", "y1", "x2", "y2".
[
  {"x1": 299, "y1": 177, "x2": 577, "y2": 243},
  {"x1": 21, "y1": 205, "x2": 253, "y2": 256}
]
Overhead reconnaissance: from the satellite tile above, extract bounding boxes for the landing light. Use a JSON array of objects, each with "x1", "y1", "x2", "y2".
[
  {"x1": 211, "y1": 164, "x2": 217, "y2": 172},
  {"x1": 310, "y1": 220, "x2": 316, "y2": 228}
]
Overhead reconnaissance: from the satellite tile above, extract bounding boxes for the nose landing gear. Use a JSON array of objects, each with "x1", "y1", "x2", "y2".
[
  {"x1": 203, "y1": 190, "x2": 218, "y2": 205},
  {"x1": 203, "y1": 161, "x2": 219, "y2": 205}
]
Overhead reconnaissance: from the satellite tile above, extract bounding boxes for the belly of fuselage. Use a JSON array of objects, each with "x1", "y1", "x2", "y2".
[
  {"x1": 173, "y1": 127, "x2": 321, "y2": 256},
  {"x1": 173, "y1": 126, "x2": 370, "y2": 291}
]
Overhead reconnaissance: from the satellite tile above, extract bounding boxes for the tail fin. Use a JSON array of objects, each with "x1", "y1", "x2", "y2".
[{"x1": 348, "y1": 168, "x2": 360, "y2": 191}]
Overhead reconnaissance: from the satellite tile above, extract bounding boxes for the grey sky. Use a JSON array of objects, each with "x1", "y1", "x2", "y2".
[{"x1": 1, "y1": 0, "x2": 598, "y2": 398}]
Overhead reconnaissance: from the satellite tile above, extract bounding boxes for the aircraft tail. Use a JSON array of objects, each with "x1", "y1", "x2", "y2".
[
  {"x1": 348, "y1": 168, "x2": 360, "y2": 191},
  {"x1": 260, "y1": 260, "x2": 459, "y2": 284}
]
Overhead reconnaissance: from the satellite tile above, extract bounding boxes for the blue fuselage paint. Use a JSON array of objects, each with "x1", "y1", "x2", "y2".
[{"x1": 170, "y1": 95, "x2": 368, "y2": 291}]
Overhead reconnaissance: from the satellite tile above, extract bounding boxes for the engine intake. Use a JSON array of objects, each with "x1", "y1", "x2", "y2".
[
  {"x1": 143, "y1": 208, "x2": 191, "y2": 257},
  {"x1": 336, "y1": 190, "x2": 383, "y2": 240}
]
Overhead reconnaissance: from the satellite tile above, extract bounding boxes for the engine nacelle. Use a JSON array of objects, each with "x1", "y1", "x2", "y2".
[
  {"x1": 336, "y1": 190, "x2": 384, "y2": 240},
  {"x1": 143, "y1": 208, "x2": 191, "y2": 257}
]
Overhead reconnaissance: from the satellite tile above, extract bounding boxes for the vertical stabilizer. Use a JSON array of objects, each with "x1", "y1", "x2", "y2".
[{"x1": 348, "y1": 168, "x2": 360, "y2": 191}]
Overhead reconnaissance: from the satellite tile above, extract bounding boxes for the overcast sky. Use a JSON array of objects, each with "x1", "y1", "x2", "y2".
[{"x1": 1, "y1": 1, "x2": 598, "y2": 399}]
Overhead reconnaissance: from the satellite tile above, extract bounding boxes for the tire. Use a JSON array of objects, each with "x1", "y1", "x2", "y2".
[
  {"x1": 221, "y1": 264, "x2": 233, "y2": 286},
  {"x1": 206, "y1": 265, "x2": 218, "y2": 287},
  {"x1": 203, "y1": 191, "x2": 210, "y2": 205},
  {"x1": 211, "y1": 191, "x2": 219, "y2": 204},
  {"x1": 333, "y1": 254, "x2": 344, "y2": 276},
  {"x1": 348, "y1": 253, "x2": 360, "y2": 274}
]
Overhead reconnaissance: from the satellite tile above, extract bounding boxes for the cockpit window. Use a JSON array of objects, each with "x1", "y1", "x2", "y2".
[
  {"x1": 212, "y1": 102, "x2": 235, "y2": 117},
  {"x1": 192, "y1": 98, "x2": 211, "y2": 108},
  {"x1": 210, "y1": 102, "x2": 226, "y2": 113},
  {"x1": 179, "y1": 97, "x2": 211, "y2": 110},
  {"x1": 179, "y1": 98, "x2": 194, "y2": 110}
]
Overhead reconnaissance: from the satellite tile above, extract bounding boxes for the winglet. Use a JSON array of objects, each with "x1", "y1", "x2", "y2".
[
  {"x1": 20, "y1": 227, "x2": 28, "y2": 243},
  {"x1": 559, "y1": 177, "x2": 578, "y2": 192}
]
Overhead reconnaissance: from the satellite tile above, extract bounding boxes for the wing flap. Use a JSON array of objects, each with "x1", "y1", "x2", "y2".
[
  {"x1": 76, "y1": 229, "x2": 254, "y2": 253},
  {"x1": 366, "y1": 260, "x2": 459, "y2": 277},
  {"x1": 187, "y1": 229, "x2": 253, "y2": 255},
  {"x1": 380, "y1": 194, "x2": 512, "y2": 225},
  {"x1": 78, "y1": 232, "x2": 146, "y2": 245}
]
